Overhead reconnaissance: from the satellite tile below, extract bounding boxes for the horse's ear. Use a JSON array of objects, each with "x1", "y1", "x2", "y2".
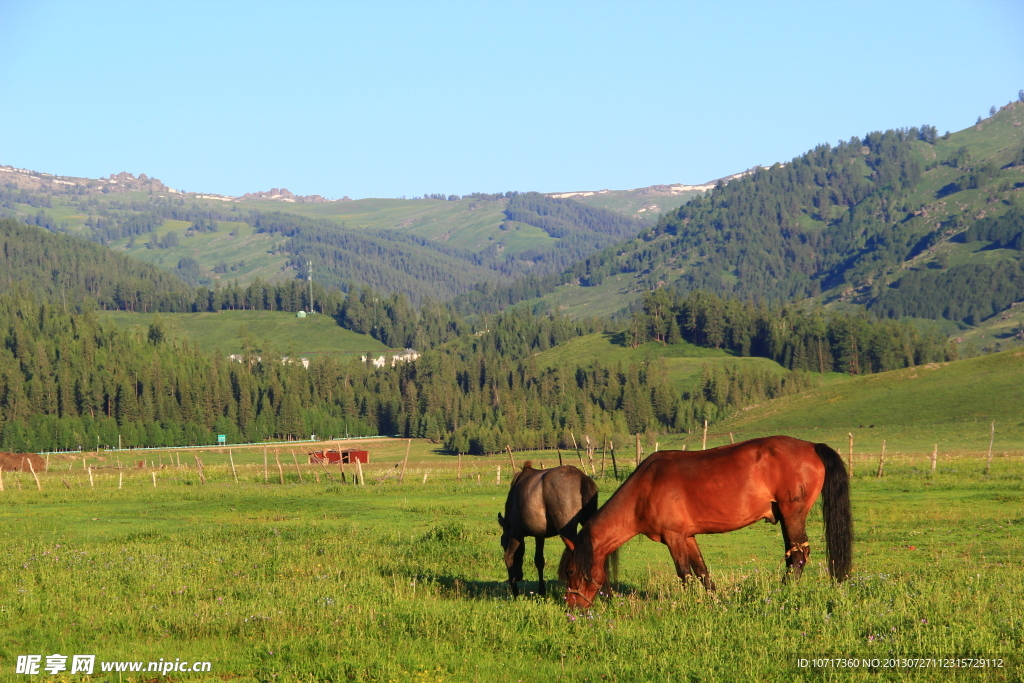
[
  {"x1": 497, "y1": 513, "x2": 505, "y2": 527},
  {"x1": 561, "y1": 536, "x2": 575, "y2": 552}
]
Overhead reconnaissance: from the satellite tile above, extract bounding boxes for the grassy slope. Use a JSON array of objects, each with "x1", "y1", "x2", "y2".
[
  {"x1": 237, "y1": 197, "x2": 540, "y2": 255},
  {"x1": 99, "y1": 310, "x2": 393, "y2": 357},
  {"x1": 0, "y1": 441, "x2": 1019, "y2": 681},
  {"x1": 717, "y1": 348, "x2": 1024, "y2": 451},
  {"x1": 534, "y1": 332, "x2": 787, "y2": 393},
  {"x1": 113, "y1": 219, "x2": 294, "y2": 286}
]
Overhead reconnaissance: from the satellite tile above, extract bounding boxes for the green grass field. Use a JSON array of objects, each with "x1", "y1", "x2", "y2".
[
  {"x1": 98, "y1": 310, "x2": 393, "y2": 358},
  {"x1": 0, "y1": 438, "x2": 1020, "y2": 682}
]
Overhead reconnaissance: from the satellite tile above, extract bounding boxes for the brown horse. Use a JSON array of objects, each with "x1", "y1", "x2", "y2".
[
  {"x1": 497, "y1": 462, "x2": 598, "y2": 597},
  {"x1": 558, "y1": 436, "x2": 852, "y2": 607}
]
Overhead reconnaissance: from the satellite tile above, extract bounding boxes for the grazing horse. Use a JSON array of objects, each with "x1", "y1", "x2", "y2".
[
  {"x1": 497, "y1": 462, "x2": 598, "y2": 597},
  {"x1": 559, "y1": 436, "x2": 852, "y2": 608}
]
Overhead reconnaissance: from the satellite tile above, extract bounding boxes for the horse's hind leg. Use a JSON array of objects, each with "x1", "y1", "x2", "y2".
[
  {"x1": 778, "y1": 504, "x2": 811, "y2": 581},
  {"x1": 663, "y1": 533, "x2": 693, "y2": 585},
  {"x1": 685, "y1": 537, "x2": 716, "y2": 591},
  {"x1": 534, "y1": 536, "x2": 546, "y2": 597}
]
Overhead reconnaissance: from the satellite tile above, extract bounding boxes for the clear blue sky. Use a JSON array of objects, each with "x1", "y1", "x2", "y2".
[{"x1": 1, "y1": 1, "x2": 1022, "y2": 199}]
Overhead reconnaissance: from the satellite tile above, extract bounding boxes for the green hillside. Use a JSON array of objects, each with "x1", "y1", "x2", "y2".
[
  {"x1": 534, "y1": 332, "x2": 789, "y2": 393},
  {"x1": 1, "y1": 170, "x2": 651, "y2": 303},
  {"x1": 0, "y1": 217, "x2": 192, "y2": 309},
  {"x1": 717, "y1": 348, "x2": 1024, "y2": 450},
  {"x1": 114, "y1": 219, "x2": 293, "y2": 286},
  {"x1": 99, "y1": 310, "x2": 393, "y2": 358},
  {"x1": 536, "y1": 100, "x2": 1024, "y2": 326}
]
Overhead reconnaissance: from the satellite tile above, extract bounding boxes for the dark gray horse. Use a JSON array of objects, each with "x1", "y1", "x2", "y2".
[{"x1": 496, "y1": 462, "x2": 598, "y2": 597}]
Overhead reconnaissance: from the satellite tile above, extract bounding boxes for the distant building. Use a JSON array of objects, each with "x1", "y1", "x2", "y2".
[{"x1": 360, "y1": 348, "x2": 420, "y2": 369}]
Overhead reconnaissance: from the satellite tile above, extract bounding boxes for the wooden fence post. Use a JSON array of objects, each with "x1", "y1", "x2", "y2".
[
  {"x1": 229, "y1": 453, "x2": 238, "y2": 484},
  {"x1": 496, "y1": 465, "x2": 501, "y2": 485},
  {"x1": 316, "y1": 457, "x2": 336, "y2": 482},
  {"x1": 557, "y1": 447, "x2": 563, "y2": 467},
  {"x1": 27, "y1": 460, "x2": 41, "y2": 490},
  {"x1": 88, "y1": 466, "x2": 94, "y2": 488},
  {"x1": 986, "y1": 421, "x2": 995, "y2": 475},
  {"x1": 356, "y1": 459, "x2": 365, "y2": 486},
  {"x1": 290, "y1": 450, "x2": 303, "y2": 483},
  {"x1": 570, "y1": 432, "x2": 584, "y2": 470},
  {"x1": 0, "y1": 467, "x2": 4, "y2": 492},
  {"x1": 339, "y1": 459, "x2": 347, "y2": 484},
  {"x1": 263, "y1": 446, "x2": 268, "y2": 483},
  {"x1": 399, "y1": 439, "x2": 410, "y2": 484},
  {"x1": 875, "y1": 441, "x2": 886, "y2": 478},
  {"x1": 506, "y1": 444, "x2": 517, "y2": 471},
  {"x1": 609, "y1": 440, "x2": 618, "y2": 479},
  {"x1": 931, "y1": 444, "x2": 938, "y2": 473},
  {"x1": 600, "y1": 439, "x2": 606, "y2": 478},
  {"x1": 422, "y1": 471, "x2": 428, "y2": 484},
  {"x1": 635, "y1": 433, "x2": 641, "y2": 466},
  {"x1": 274, "y1": 453, "x2": 284, "y2": 485},
  {"x1": 702, "y1": 420, "x2": 708, "y2": 451},
  {"x1": 729, "y1": 433, "x2": 734, "y2": 444},
  {"x1": 848, "y1": 432, "x2": 854, "y2": 476},
  {"x1": 118, "y1": 469, "x2": 123, "y2": 490},
  {"x1": 194, "y1": 455, "x2": 206, "y2": 484},
  {"x1": 457, "y1": 453, "x2": 462, "y2": 482},
  {"x1": 151, "y1": 471, "x2": 157, "y2": 488}
]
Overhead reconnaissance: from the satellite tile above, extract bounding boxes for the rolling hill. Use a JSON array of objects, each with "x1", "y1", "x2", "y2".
[
  {"x1": 717, "y1": 347, "x2": 1024, "y2": 451},
  {"x1": 534, "y1": 100, "x2": 1024, "y2": 327},
  {"x1": 0, "y1": 165, "x2": 710, "y2": 304}
]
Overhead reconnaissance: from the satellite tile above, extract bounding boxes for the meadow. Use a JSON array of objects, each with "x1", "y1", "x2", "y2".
[
  {"x1": 0, "y1": 435, "x2": 1021, "y2": 682},
  {"x1": 99, "y1": 310, "x2": 394, "y2": 359}
]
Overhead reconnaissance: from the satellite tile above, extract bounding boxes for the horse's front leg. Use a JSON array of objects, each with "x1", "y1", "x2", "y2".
[
  {"x1": 504, "y1": 537, "x2": 525, "y2": 597},
  {"x1": 534, "y1": 536, "x2": 546, "y2": 597}
]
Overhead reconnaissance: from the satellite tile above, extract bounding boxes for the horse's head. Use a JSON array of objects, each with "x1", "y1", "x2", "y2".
[{"x1": 558, "y1": 536, "x2": 602, "y2": 608}]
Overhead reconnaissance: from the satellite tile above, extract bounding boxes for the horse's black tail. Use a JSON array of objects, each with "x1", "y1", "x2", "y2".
[{"x1": 814, "y1": 443, "x2": 853, "y2": 581}]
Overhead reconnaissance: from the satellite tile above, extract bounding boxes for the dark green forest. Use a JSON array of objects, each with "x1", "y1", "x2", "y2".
[
  {"x1": 571, "y1": 128, "x2": 929, "y2": 301},
  {"x1": 629, "y1": 289, "x2": 954, "y2": 373},
  {"x1": 0, "y1": 289, "x2": 805, "y2": 453}
]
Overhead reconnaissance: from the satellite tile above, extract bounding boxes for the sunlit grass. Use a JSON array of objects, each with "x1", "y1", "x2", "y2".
[{"x1": 0, "y1": 446, "x2": 1021, "y2": 681}]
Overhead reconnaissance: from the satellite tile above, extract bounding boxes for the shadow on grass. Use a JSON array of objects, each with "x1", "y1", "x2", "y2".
[{"x1": 384, "y1": 567, "x2": 656, "y2": 602}]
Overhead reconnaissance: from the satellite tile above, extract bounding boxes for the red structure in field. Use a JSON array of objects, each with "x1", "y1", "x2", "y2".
[{"x1": 309, "y1": 449, "x2": 369, "y2": 464}]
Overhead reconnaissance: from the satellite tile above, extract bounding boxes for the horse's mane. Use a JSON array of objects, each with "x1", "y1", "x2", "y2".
[
  {"x1": 558, "y1": 526, "x2": 596, "y2": 583},
  {"x1": 558, "y1": 525, "x2": 619, "y2": 587}
]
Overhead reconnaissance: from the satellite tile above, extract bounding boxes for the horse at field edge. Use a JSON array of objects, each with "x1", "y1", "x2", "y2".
[
  {"x1": 558, "y1": 436, "x2": 852, "y2": 608},
  {"x1": 497, "y1": 462, "x2": 599, "y2": 597}
]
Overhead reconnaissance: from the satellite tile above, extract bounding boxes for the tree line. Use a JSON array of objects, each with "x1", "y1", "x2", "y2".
[
  {"x1": 629, "y1": 289, "x2": 955, "y2": 374},
  {"x1": 0, "y1": 288, "x2": 812, "y2": 454}
]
